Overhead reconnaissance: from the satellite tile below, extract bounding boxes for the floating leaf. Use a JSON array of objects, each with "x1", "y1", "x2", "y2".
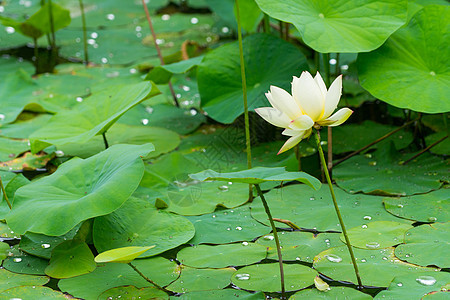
[
  {"x1": 290, "y1": 286, "x2": 372, "y2": 299},
  {"x1": 186, "y1": 204, "x2": 270, "y2": 245},
  {"x1": 6, "y1": 143, "x2": 154, "y2": 236},
  {"x1": 59, "y1": 256, "x2": 178, "y2": 299},
  {"x1": 2, "y1": 246, "x2": 48, "y2": 275},
  {"x1": 190, "y1": 167, "x2": 321, "y2": 190},
  {"x1": 231, "y1": 263, "x2": 317, "y2": 292},
  {"x1": 197, "y1": 33, "x2": 308, "y2": 123},
  {"x1": 45, "y1": 240, "x2": 96, "y2": 279},
  {"x1": 0, "y1": 171, "x2": 29, "y2": 219},
  {"x1": 0, "y1": 152, "x2": 54, "y2": 172},
  {"x1": 0, "y1": 268, "x2": 49, "y2": 293},
  {"x1": 95, "y1": 246, "x2": 155, "y2": 264},
  {"x1": 177, "y1": 243, "x2": 267, "y2": 268},
  {"x1": 98, "y1": 286, "x2": 169, "y2": 300},
  {"x1": 0, "y1": 285, "x2": 67, "y2": 299},
  {"x1": 174, "y1": 289, "x2": 265, "y2": 299},
  {"x1": 93, "y1": 197, "x2": 195, "y2": 258},
  {"x1": 343, "y1": 221, "x2": 412, "y2": 250},
  {"x1": 426, "y1": 132, "x2": 449, "y2": 156},
  {"x1": 358, "y1": 5, "x2": 450, "y2": 113},
  {"x1": 314, "y1": 246, "x2": 436, "y2": 287},
  {"x1": 334, "y1": 146, "x2": 448, "y2": 196},
  {"x1": 30, "y1": 82, "x2": 160, "y2": 152},
  {"x1": 0, "y1": 242, "x2": 8, "y2": 261},
  {"x1": 256, "y1": 232, "x2": 342, "y2": 262},
  {"x1": 146, "y1": 56, "x2": 203, "y2": 84},
  {"x1": 251, "y1": 184, "x2": 410, "y2": 232},
  {"x1": 166, "y1": 266, "x2": 235, "y2": 293},
  {"x1": 375, "y1": 272, "x2": 450, "y2": 299},
  {"x1": 0, "y1": 137, "x2": 29, "y2": 162},
  {"x1": 395, "y1": 223, "x2": 449, "y2": 268},
  {"x1": 383, "y1": 189, "x2": 449, "y2": 223},
  {"x1": 255, "y1": 0, "x2": 407, "y2": 52}
]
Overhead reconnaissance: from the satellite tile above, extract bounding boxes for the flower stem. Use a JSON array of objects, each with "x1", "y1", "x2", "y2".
[
  {"x1": 141, "y1": 0, "x2": 179, "y2": 107},
  {"x1": 254, "y1": 184, "x2": 285, "y2": 298},
  {"x1": 314, "y1": 129, "x2": 362, "y2": 288},
  {"x1": 78, "y1": 0, "x2": 89, "y2": 65},
  {"x1": 263, "y1": 14, "x2": 270, "y2": 33},
  {"x1": 235, "y1": 0, "x2": 253, "y2": 199},
  {"x1": 128, "y1": 262, "x2": 168, "y2": 292},
  {"x1": 0, "y1": 175, "x2": 12, "y2": 209},
  {"x1": 294, "y1": 144, "x2": 301, "y2": 171}
]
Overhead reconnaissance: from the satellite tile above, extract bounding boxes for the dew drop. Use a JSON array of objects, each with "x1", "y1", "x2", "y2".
[
  {"x1": 190, "y1": 17, "x2": 199, "y2": 24},
  {"x1": 106, "y1": 14, "x2": 115, "y2": 20},
  {"x1": 263, "y1": 235, "x2": 274, "y2": 240},
  {"x1": 366, "y1": 242, "x2": 380, "y2": 249},
  {"x1": 182, "y1": 85, "x2": 191, "y2": 92},
  {"x1": 360, "y1": 259, "x2": 367, "y2": 263},
  {"x1": 427, "y1": 217, "x2": 437, "y2": 222},
  {"x1": 325, "y1": 254, "x2": 342, "y2": 263},
  {"x1": 397, "y1": 282, "x2": 403, "y2": 287},
  {"x1": 55, "y1": 150, "x2": 64, "y2": 157},
  {"x1": 91, "y1": 32, "x2": 98, "y2": 39},
  {"x1": 363, "y1": 215, "x2": 372, "y2": 220},
  {"x1": 189, "y1": 108, "x2": 198, "y2": 116},
  {"x1": 416, "y1": 276, "x2": 436, "y2": 286},
  {"x1": 13, "y1": 258, "x2": 22, "y2": 262},
  {"x1": 318, "y1": 13, "x2": 325, "y2": 18},
  {"x1": 329, "y1": 58, "x2": 337, "y2": 65},
  {"x1": 397, "y1": 204, "x2": 404, "y2": 208},
  {"x1": 0, "y1": 114, "x2": 6, "y2": 121},
  {"x1": 364, "y1": 153, "x2": 372, "y2": 158},
  {"x1": 161, "y1": 14, "x2": 170, "y2": 21},
  {"x1": 141, "y1": 119, "x2": 149, "y2": 125},
  {"x1": 130, "y1": 68, "x2": 137, "y2": 74},
  {"x1": 309, "y1": 197, "x2": 315, "y2": 201},
  {"x1": 235, "y1": 273, "x2": 250, "y2": 280},
  {"x1": 341, "y1": 65, "x2": 349, "y2": 71},
  {"x1": 218, "y1": 185, "x2": 229, "y2": 191},
  {"x1": 76, "y1": 97, "x2": 83, "y2": 102},
  {"x1": 242, "y1": 241, "x2": 248, "y2": 246},
  {"x1": 430, "y1": 71, "x2": 436, "y2": 76},
  {"x1": 361, "y1": 224, "x2": 368, "y2": 229},
  {"x1": 41, "y1": 243, "x2": 51, "y2": 249},
  {"x1": 101, "y1": 57, "x2": 108, "y2": 64},
  {"x1": 235, "y1": 226, "x2": 242, "y2": 231},
  {"x1": 382, "y1": 256, "x2": 388, "y2": 261},
  {"x1": 5, "y1": 26, "x2": 15, "y2": 34},
  {"x1": 212, "y1": 214, "x2": 216, "y2": 218},
  {"x1": 226, "y1": 227, "x2": 231, "y2": 231},
  {"x1": 221, "y1": 27, "x2": 230, "y2": 33},
  {"x1": 368, "y1": 161, "x2": 377, "y2": 166}
]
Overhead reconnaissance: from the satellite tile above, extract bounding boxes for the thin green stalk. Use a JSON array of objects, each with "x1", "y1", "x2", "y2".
[
  {"x1": 48, "y1": 0, "x2": 56, "y2": 49},
  {"x1": 33, "y1": 37, "x2": 39, "y2": 72},
  {"x1": 78, "y1": 0, "x2": 89, "y2": 65},
  {"x1": 102, "y1": 132, "x2": 109, "y2": 149},
  {"x1": 322, "y1": 53, "x2": 330, "y2": 86},
  {"x1": 294, "y1": 144, "x2": 301, "y2": 171},
  {"x1": 334, "y1": 53, "x2": 340, "y2": 76},
  {"x1": 263, "y1": 14, "x2": 270, "y2": 33},
  {"x1": 128, "y1": 262, "x2": 168, "y2": 292},
  {"x1": 141, "y1": 0, "x2": 179, "y2": 107},
  {"x1": 236, "y1": 0, "x2": 252, "y2": 199},
  {"x1": 254, "y1": 184, "x2": 285, "y2": 299},
  {"x1": 0, "y1": 175, "x2": 12, "y2": 209},
  {"x1": 314, "y1": 129, "x2": 362, "y2": 288},
  {"x1": 402, "y1": 135, "x2": 448, "y2": 165}
]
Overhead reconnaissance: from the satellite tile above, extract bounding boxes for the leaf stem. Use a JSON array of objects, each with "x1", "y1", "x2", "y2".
[
  {"x1": 334, "y1": 119, "x2": 417, "y2": 167},
  {"x1": 102, "y1": 132, "x2": 109, "y2": 149},
  {"x1": 78, "y1": 0, "x2": 89, "y2": 65},
  {"x1": 141, "y1": 0, "x2": 179, "y2": 107},
  {"x1": 235, "y1": 0, "x2": 253, "y2": 199},
  {"x1": 401, "y1": 135, "x2": 448, "y2": 165},
  {"x1": 128, "y1": 262, "x2": 168, "y2": 292},
  {"x1": 294, "y1": 144, "x2": 301, "y2": 171},
  {"x1": 0, "y1": 175, "x2": 12, "y2": 209},
  {"x1": 263, "y1": 14, "x2": 270, "y2": 33},
  {"x1": 254, "y1": 184, "x2": 285, "y2": 299},
  {"x1": 33, "y1": 37, "x2": 39, "y2": 73},
  {"x1": 314, "y1": 129, "x2": 362, "y2": 288}
]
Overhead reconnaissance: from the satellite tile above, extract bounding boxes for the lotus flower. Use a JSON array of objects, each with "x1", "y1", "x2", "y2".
[{"x1": 255, "y1": 71, "x2": 353, "y2": 154}]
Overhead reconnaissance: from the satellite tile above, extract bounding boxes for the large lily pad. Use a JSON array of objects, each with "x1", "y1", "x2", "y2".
[
  {"x1": 177, "y1": 243, "x2": 267, "y2": 268},
  {"x1": 0, "y1": 285, "x2": 67, "y2": 299},
  {"x1": 313, "y1": 246, "x2": 436, "y2": 287},
  {"x1": 334, "y1": 145, "x2": 449, "y2": 196},
  {"x1": 231, "y1": 263, "x2": 317, "y2": 292},
  {"x1": 99, "y1": 286, "x2": 169, "y2": 300},
  {"x1": 29, "y1": 82, "x2": 160, "y2": 152},
  {"x1": 2, "y1": 246, "x2": 48, "y2": 275},
  {"x1": 166, "y1": 266, "x2": 235, "y2": 293},
  {"x1": 59, "y1": 256, "x2": 178, "y2": 299},
  {"x1": 172, "y1": 289, "x2": 265, "y2": 299},
  {"x1": 190, "y1": 167, "x2": 321, "y2": 190},
  {"x1": 197, "y1": 33, "x2": 308, "y2": 123},
  {"x1": 358, "y1": 5, "x2": 450, "y2": 113},
  {"x1": 255, "y1": 0, "x2": 407, "y2": 53},
  {"x1": 343, "y1": 221, "x2": 413, "y2": 250},
  {"x1": 0, "y1": 269, "x2": 49, "y2": 293},
  {"x1": 6, "y1": 143, "x2": 153, "y2": 236},
  {"x1": 45, "y1": 240, "x2": 96, "y2": 279},
  {"x1": 0, "y1": 171, "x2": 29, "y2": 219},
  {"x1": 251, "y1": 184, "x2": 411, "y2": 232},
  {"x1": 290, "y1": 286, "x2": 372, "y2": 299},
  {"x1": 93, "y1": 197, "x2": 195, "y2": 258},
  {"x1": 375, "y1": 271, "x2": 450, "y2": 299},
  {"x1": 395, "y1": 223, "x2": 449, "y2": 268},
  {"x1": 185, "y1": 204, "x2": 271, "y2": 245},
  {"x1": 255, "y1": 232, "x2": 342, "y2": 263},
  {"x1": 383, "y1": 189, "x2": 449, "y2": 223},
  {"x1": 0, "y1": 137, "x2": 29, "y2": 162}
]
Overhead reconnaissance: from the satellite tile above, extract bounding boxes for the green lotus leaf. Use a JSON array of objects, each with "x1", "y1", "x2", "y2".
[
  {"x1": 0, "y1": 269, "x2": 49, "y2": 293},
  {"x1": 174, "y1": 289, "x2": 265, "y2": 299},
  {"x1": 6, "y1": 143, "x2": 154, "y2": 236},
  {"x1": 98, "y1": 286, "x2": 168, "y2": 300},
  {"x1": 29, "y1": 81, "x2": 160, "y2": 152},
  {"x1": 0, "y1": 285, "x2": 67, "y2": 299},
  {"x1": 255, "y1": 0, "x2": 407, "y2": 52},
  {"x1": 231, "y1": 263, "x2": 318, "y2": 292},
  {"x1": 358, "y1": 5, "x2": 450, "y2": 113},
  {"x1": 166, "y1": 266, "x2": 235, "y2": 293},
  {"x1": 291, "y1": 286, "x2": 372, "y2": 299},
  {"x1": 197, "y1": 33, "x2": 308, "y2": 123},
  {"x1": 2, "y1": 246, "x2": 48, "y2": 275}
]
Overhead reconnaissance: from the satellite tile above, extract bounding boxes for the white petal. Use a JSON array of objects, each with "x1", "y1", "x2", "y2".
[
  {"x1": 254, "y1": 107, "x2": 291, "y2": 128},
  {"x1": 317, "y1": 107, "x2": 353, "y2": 127},
  {"x1": 278, "y1": 134, "x2": 305, "y2": 154},
  {"x1": 267, "y1": 86, "x2": 302, "y2": 120},
  {"x1": 292, "y1": 71, "x2": 324, "y2": 121},
  {"x1": 282, "y1": 128, "x2": 302, "y2": 136},
  {"x1": 321, "y1": 75, "x2": 342, "y2": 120},
  {"x1": 289, "y1": 115, "x2": 314, "y2": 131},
  {"x1": 314, "y1": 72, "x2": 327, "y2": 98}
]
